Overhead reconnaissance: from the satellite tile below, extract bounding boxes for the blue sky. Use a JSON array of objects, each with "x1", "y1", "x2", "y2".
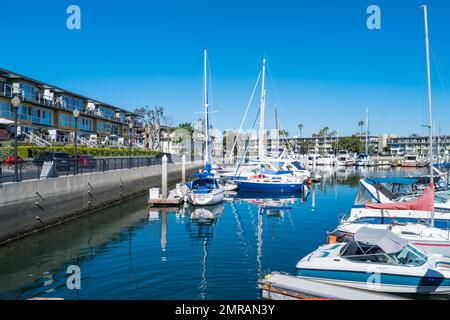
[{"x1": 1, "y1": 0, "x2": 449, "y2": 136}]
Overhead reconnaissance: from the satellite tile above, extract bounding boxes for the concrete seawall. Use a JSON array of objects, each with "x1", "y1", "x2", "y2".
[{"x1": 0, "y1": 161, "x2": 202, "y2": 244}]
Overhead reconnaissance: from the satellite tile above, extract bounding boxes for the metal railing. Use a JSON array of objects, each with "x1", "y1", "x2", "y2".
[
  {"x1": 0, "y1": 155, "x2": 202, "y2": 184},
  {"x1": 22, "y1": 131, "x2": 52, "y2": 147}
]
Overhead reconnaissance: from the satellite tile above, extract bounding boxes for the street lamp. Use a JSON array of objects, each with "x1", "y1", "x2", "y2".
[
  {"x1": 11, "y1": 96, "x2": 21, "y2": 182},
  {"x1": 73, "y1": 109, "x2": 80, "y2": 175},
  {"x1": 128, "y1": 122, "x2": 133, "y2": 168}
]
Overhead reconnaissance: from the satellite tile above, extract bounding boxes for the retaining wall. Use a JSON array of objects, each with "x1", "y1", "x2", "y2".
[{"x1": 0, "y1": 161, "x2": 201, "y2": 244}]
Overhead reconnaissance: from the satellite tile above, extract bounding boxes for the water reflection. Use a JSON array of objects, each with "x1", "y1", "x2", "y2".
[{"x1": 0, "y1": 166, "x2": 431, "y2": 300}]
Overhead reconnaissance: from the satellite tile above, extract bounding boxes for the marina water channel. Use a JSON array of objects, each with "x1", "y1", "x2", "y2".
[{"x1": 1, "y1": 167, "x2": 443, "y2": 300}]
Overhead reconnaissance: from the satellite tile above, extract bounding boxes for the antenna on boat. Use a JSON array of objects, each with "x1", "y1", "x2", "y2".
[
  {"x1": 421, "y1": 4, "x2": 435, "y2": 226},
  {"x1": 259, "y1": 58, "x2": 267, "y2": 160},
  {"x1": 203, "y1": 48, "x2": 211, "y2": 166}
]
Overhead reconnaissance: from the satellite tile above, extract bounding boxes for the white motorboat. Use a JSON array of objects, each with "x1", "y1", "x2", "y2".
[
  {"x1": 307, "y1": 154, "x2": 321, "y2": 166},
  {"x1": 316, "y1": 154, "x2": 336, "y2": 166},
  {"x1": 336, "y1": 151, "x2": 355, "y2": 167},
  {"x1": 401, "y1": 154, "x2": 420, "y2": 168},
  {"x1": 333, "y1": 221, "x2": 450, "y2": 256},
  {"x1": 354, "y1": 153, "x2": 375, "y2": 167},
  {"x1": 296, "y1": 227, "x2": 450, "y2": 294}
]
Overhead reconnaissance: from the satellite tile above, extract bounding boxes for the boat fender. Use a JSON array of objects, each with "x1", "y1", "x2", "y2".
[{"x1": 327, "y1": 235, "x2": 337, "y2": 244}]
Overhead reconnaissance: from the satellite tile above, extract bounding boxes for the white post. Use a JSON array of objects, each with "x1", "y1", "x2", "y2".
[
  {"x1": 182, "y1": 154, "x2": 186, "y2": 184},
  {"x1": 258, "y1": 58, "x2": 266, "y2": 160},
  {"x1": 162, "y1": 155, "x2": 168, "y2": 199}
]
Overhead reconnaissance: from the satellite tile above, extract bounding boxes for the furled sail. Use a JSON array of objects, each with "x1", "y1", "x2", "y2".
[{"x1": 365, "y1": 183, "x2": 434, "y2": 211}]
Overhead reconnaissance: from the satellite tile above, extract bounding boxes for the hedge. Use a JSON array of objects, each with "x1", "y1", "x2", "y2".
[{"x1": 1, "y1": 146, "x2": 161, "y2": 160}]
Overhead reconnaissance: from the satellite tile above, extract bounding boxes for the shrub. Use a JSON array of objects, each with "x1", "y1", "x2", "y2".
[{"x1": 1, "y1": 146, "x2": 161, "y2": 159}]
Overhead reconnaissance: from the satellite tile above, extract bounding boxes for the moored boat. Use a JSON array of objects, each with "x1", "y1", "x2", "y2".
[{"x1": 296, "y1": 227, "x2": 450, "y2": 294}]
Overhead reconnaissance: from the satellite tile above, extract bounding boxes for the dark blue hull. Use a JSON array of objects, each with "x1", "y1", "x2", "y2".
[{"x1": 235, "y1": 180, "x2": 303, "y2": 192}]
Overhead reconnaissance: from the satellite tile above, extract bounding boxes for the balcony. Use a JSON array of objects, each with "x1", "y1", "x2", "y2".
[{"x1": 1, "y1": 83, "x2": 136, "y2": 127}]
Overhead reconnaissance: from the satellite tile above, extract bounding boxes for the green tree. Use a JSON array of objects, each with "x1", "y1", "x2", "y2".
[
  {"x1": 279, "y1": 130, "x2": 289, "y2": 138},
  {"x1": 177, "y1": 122, "x2": 194, "y2": 135},
  {"x1": 339, "y1": 135, "x2": 364, "y2": 153},
  {"x1": 300, "y1": 140, "x2": 315, "y2": 154}
]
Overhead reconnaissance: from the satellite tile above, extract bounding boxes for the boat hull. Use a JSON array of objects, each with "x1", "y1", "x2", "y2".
[
  {"x1": 235, "y1": 180, "x2": 303, "y2": 192},
  {"x1": 296, "y1": 268, "x2": 450, "y2": 294},
  {"x1": 188, "y1": 189, "x2": 225, "y2": 206}
]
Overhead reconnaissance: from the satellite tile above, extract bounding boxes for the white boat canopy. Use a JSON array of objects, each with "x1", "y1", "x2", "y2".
[
  {"x1": 0, "y1": 118, "x2": 14, "y2": 125},
  {"x1": 354, "y1": 227, "x2": 409, "y2": 254}
]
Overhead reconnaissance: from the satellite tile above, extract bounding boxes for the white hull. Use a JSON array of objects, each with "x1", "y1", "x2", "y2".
[
  {"x1": 297, "y1": 276, "x2": 450, "y2": 294},
  {"x1": 188, "y1": 188, "x2": 225, "y2": 206}
]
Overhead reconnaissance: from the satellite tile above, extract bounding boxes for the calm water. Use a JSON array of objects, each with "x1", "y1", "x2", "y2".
[{"x1": 0, "y1": 167, "x2": 425, "y2": 300}]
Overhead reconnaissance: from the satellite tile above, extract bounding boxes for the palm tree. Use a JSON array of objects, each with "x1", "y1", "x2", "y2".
[
  {"x1": 279, "y1": 130, "x2": 289, "y2": 138},
  {"x1": 320, "y1": 127, "x2": 329, "y2": 137},
  {"x1": 297, "y1": 124, "x2": 303, "y2": 138},
  {"x1": 358, "y1": 121, "x2": 365, "y2": 136}
]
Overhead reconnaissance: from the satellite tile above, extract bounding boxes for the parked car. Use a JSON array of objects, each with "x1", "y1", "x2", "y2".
[
  {"x1": 4, "y1": 155, "x2": 24, "y2": 165},
  {"x1": 33, "y1": 152, "x2": 72, "y2": 171},
  {"x1": 73, "y1": 155, "x2": 97, "y2": 169}
]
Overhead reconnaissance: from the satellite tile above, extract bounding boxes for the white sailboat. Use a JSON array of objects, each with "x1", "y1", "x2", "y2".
[{"x1": 186, "y1": 49, "x2": 225, "y2": 206}]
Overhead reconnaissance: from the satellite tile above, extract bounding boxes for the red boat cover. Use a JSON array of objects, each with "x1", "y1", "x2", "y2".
[{"x1": 365, "y1": 183, "x2": 434, "y2": 211}]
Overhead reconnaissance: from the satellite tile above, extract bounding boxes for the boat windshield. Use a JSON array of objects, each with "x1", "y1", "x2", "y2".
[
  {"x1": 290, "y1": 161, "x2": 305, "y2": 171},
  {"x1": 354, "y1": 184, "x2": 377, "y2": 205},
  {"x1": 342, "y1": 242, "x2": 427, "y2": 267},
  {"x1": 269, "y1": 162, "x2": 284, "y2": 171}
]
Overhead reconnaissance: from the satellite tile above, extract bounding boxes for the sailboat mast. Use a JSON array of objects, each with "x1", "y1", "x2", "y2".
[
  {"x1": 258, "y1": 58, "x2": 266, "y2": 160},
  {"x1": 275, "y1": 106, "x2": 279, "y2": 148},
  {"x1": 423, "y1": 5, "x2": 434, "y2": 185},
  {"x1": 365, "y1": 107, "x2": 369, "y2": 157},
  {"x1": 203, "y1": 48, "x2": 210, "y2": 165},
  {"x1": 422, "y1": 5, "x2": 434, "y2": 226}
]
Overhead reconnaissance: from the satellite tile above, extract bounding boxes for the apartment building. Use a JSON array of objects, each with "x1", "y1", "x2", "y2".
[
  {"x1": 387, "y1": 135, "x2": 450, "y2": 156},
  {"x1": 0, "y1": 68, "x2": 140, "y2": 145}
]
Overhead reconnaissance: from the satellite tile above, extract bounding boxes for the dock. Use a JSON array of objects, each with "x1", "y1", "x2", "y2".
[
  {"x1": 259, "y1": 272, "x2": 409, "y2": 300},
  {"x1": 148, "y1": 189, "x2": 184, "y2": 207}
]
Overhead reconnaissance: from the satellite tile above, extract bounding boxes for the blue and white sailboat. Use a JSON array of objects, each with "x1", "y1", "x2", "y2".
[
  {"x1": 186, "y1": 49, "x2": 224, "y2": 206},
  {"x1": 233, "y1": 58, "x2": 305, "y2": 193},
  {"x1": 234, "y1": 164, "x2": 305, "y2": 192}
]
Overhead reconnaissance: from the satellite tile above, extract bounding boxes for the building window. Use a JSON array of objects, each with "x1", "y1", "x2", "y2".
[
  {"x1": 59, "y1": 113, "x2": 75, "y2": 128},
  {"x1": 20, "y1": 82, "x2": 38, "y2": 101},
  {"x1": 96, "y1": 120, "x2": 117, "y2": 135},
  {"x1": 99, "y1": 106, "x2": 114, "y2": 119},
  {"x1": 80, "y1": 117, "x2": 92, "y2": 132},
  {"x1": 62, "y1": 95, "x2": 84, "y2": 111},
  {"x1": 32, "y1": 107, "x2": 53, "y2": 126}
]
